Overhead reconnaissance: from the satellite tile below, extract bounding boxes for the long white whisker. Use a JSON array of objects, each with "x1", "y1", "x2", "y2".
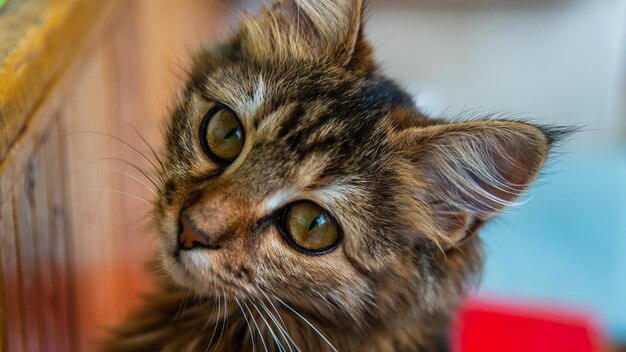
[
  {"x1": 203, "y1": 288, "x2": 220, "y2": 330},
  {"x1": 258, "y1": 299, "x2": 296, "y2": 352},
  {"x1": 258, "y1": 289, "x2": 299, "y2": 351},
  {"x1": 276, "y1": 297, "x2": 338, "y2": 352},
  {"x1": 235, "y1": 298, "x2": 256, "y2": 352},
  {"x1": 252, "y1": 301, "x2": 285, "y2": 352},
  {"x1": 71, "y1": 188, "x2": 152, "y2": 206},
  {"x1": 243, "y1": 301, "x2": 268, "y2": 352},
  {"x1": 74, "y1": 162, "x2": 158, "y2": 196},
  {"x1": 174, "y1": 290, "x2": 190, "y2": 321},
  {"x1": 206, "y1": 292, "x2": 222, "y2": 351},
  {"x1": 214, "y1": 289, "x2": 228, "y2": 351},
  {"x1": 84, "y1": 156, "x2": 161, "y2": 190},
  {"x1": 69, "y1": 130, "x2": 163, "y2": 179},
  {"x1": 128, "y1": 124, "x2": 166, "y2": 173}
]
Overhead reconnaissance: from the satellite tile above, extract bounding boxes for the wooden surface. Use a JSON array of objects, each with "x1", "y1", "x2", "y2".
[
  {"x1": 0, "y1": 109, "x2": 76, "y2": 352},
  {"x1": 0, "y1": 1, "x2": 119, "y2": 350},
  {"x1": 0, "y1": 0, "x2": 113, "y2": 161},
  {"x1": 0, "y1": 0, "x2": 227, "y2": 350}
]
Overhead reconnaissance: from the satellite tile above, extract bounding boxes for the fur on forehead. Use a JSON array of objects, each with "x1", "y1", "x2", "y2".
[
  {"x1": 201, "y1": 69, "x2": 267, "y2": 118},
  {"x1": 237, "y1": 0, "x2": 366, "y2": 65}
]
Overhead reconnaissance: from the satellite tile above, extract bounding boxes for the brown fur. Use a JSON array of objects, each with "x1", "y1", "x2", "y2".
[{"x1": 103, "y1": 1, "x2": 570, "y2": 351}]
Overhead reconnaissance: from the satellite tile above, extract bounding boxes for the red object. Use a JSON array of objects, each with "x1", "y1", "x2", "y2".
[{"x1": 451, "y1": 297, "x2": 604, "y2": 352}]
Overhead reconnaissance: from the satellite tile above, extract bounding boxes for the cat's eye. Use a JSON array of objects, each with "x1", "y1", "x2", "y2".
[
  {"x1": 280, "y1": 201, "x2": 340, "y2": 254},
  {"x1": 201, "y1": 106, "x2": 244, "y2": 163}
]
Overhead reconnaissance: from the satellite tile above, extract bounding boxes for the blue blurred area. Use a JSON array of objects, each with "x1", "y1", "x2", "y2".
[{"x1": 478, "y1": 147, "x2": 626, "y2": 342}]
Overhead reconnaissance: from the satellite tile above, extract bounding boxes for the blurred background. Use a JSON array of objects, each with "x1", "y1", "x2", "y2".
[{"x1": 0, "y1": 0, "x2": 624, "y2": 351}]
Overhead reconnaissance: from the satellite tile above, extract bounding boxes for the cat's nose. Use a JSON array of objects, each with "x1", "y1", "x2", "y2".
[{"x1": 178, "y1": 213, "x2": 221, "y2": 251}]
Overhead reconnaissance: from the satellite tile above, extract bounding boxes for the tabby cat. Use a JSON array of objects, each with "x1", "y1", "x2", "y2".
[{"x1": 104, "y1": 0, "x2": 568, "y2": 351}]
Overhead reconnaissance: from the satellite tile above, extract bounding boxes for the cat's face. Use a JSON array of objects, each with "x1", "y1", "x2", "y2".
[{"x1": 154, "y1": 0, "x2": 558, "y2": 326}]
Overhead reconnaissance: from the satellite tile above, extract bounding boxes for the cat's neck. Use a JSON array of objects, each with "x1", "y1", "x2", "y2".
[{"x1": 103, "y1": 283, "x2": 447, "y2": 352}]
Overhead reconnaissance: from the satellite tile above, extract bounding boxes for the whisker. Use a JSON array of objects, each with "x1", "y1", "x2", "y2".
[
  {"x1": 213, "y1": 289, "x2": 228, "y2": 351},
  {"x1": 68, "y1": 130, "x2": 163, "y2": 179},
  {"x1": 276, "y1": 297, "x2": 338, "y2": 352},
  {"x1": 174, "y1": 289, "x2": 190, "y2": 321},
  {"x1": 258, "y1": 299, "x2": 295, "y2": 352},
  {"x1": 206, "y1": 290, "x2": 222, "y2": 351},
  {"x1": 258, "y1": 290, "x2": 293, "y2": 338},
  {"x1": 70, "y1": 188, "x2": 152, "y2": 206},
  {"x1": 258, "y1": 289, "x2": 300, "y2": 352},
  {"x1": 203, "y1": 288, "x2": 220, "y2": 330},
  {"x1": 128, "y1": 124, "x2": 166, "y2": 173},
  {"x1": 86, "y1": 157, "x2": 161, "y2": 191},
  {"x1": 243, "y1": 301, "x2": 269, "y2": 352},
  {"x1": 235, "y1": 298, "x2": 256, "y2": 352},
  {"x1": 72, "y1": 162, "x2": 158, "y2": 196},
  {"x1": 252, "y1": 300, "x2": 285, "y2": 352}
]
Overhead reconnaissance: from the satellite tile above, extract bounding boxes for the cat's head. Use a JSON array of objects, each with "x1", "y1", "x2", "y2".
[{"x1": 155, "y1": 0, "x2": 562, "y2": 328}]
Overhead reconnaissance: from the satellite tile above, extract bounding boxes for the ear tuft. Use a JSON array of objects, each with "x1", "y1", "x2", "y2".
[{"x1": 536, "y1": 124, "x2": 578, "y2": 146}]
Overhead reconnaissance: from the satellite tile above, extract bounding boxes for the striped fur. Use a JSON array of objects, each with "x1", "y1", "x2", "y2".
[{"x1": 104, "y1": 1, "x2": 568, "y2": 351}]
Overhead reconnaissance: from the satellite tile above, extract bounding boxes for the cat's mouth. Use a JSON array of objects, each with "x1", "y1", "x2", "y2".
[{"x1": 162, "y1": 216, "x2": 216, "y2": 290}]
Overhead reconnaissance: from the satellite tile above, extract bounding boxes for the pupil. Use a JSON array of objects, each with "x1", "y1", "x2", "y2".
[
  {"x1": 307, "y1": 215, "x2": 324, "y2": 232},
  {"x1": 223, "y1": 128, "x2": 240, "y2": 141}
]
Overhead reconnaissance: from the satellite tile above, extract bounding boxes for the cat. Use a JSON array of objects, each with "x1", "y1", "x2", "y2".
[{"x1": 104, "y1": 0, "x2": 569, "y2": 351}]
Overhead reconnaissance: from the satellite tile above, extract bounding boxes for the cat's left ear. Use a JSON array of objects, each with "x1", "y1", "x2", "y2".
[
  {"x1": 281, "y1": 0, "x2": 365, "y2": 64},
  {"x1": 395, "y1": 121, "x2": 562, "y2": 246},
  {"x1": 243, "y1": 0, "x2": 368, "y2": 66}
]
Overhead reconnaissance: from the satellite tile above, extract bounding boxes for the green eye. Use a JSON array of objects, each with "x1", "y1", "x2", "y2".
[
  {"x1": 281, "y1": 201, "x2": 340, "y2": 254},
  {"x1": 202, "y1": 107, "x2": 244, "y2": 163}
]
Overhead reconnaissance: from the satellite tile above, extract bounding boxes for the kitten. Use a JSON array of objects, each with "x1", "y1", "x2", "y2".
[{"x1": 104, "y1": 0, "x2": 569, "y2": 351}]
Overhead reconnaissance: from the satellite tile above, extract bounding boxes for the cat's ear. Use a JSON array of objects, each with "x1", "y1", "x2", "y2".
[
  {"x1": 241, "y1": 0, "x2": 369, "y2": 66},
  {"x1": 396, "y1": 121, "x2": 560, "y2": 246},
  {"x1": 281, "y1": 0, "x2": 365, "y2": 63}
]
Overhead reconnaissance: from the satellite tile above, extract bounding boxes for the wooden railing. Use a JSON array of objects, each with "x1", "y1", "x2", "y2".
[{"x1": 0, "y1": 1, "x2": 225, "y2": 350}]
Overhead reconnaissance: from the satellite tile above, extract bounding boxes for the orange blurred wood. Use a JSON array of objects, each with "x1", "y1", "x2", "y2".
[
  {"x1": 0, "y1": 0, "x2": 227, "y2": 350},
  {"x1": 0, "y1": 183, "x2": 24, "y2": 351},
  {"x1": 0, "y1": 0, "x2": 111, "y2": 159}
]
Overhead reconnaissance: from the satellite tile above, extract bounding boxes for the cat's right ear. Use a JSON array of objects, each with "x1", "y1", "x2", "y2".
[{"x1": 393, "y1": 121, "x2": 567, "y2": 247}]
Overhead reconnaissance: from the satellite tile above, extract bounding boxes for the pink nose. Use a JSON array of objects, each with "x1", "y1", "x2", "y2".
[{"x1": 178, "y1": 213, "x2": 220, "y2": 250}]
